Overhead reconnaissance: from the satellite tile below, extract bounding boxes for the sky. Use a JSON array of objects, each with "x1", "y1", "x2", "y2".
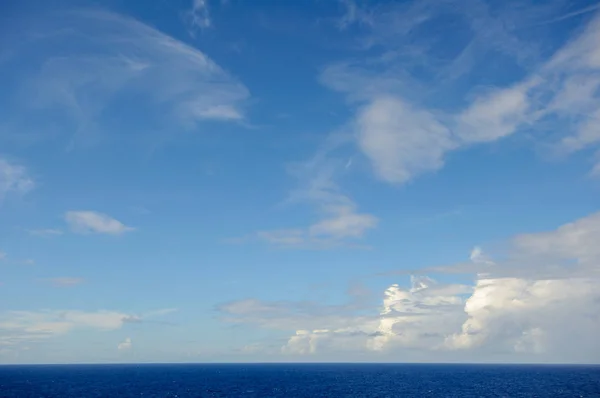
[{"x1": 1, "y1": 0, "x2": 600, "y2": 364}]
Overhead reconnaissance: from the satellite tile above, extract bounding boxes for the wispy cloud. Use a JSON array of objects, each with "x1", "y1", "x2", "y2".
[
  {"x1": 65, "y1": 211, "x2": 134, "y2": 235},
  {"x1": 1, "y1": 8, "x2": 248, "y2": 149},
  {"x1": 245, "y1": 138, "x2": 378, "y2": 249},
  {"x1": 0, "y1": 308, "x2": 174, "y2": 350},
  {"x1": 186, "y1": 0, "x2": 212, "y2": 33},
  {"x1": 321, "y1": 1, "x2": 600, "y2": 185},
  {"x1": 0, "y1": 158, "x2": 34, "y2": 201}
]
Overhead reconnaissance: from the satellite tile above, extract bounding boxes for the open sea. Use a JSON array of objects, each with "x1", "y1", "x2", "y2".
[{"x1": 0, "y1": 364, "x2": 599, "y2": 397}]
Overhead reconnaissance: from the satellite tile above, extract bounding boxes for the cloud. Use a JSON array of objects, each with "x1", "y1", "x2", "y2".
[
  {"x1": 65, "y1": 211, "x2": 134, "y2": 235},
  {"x1": 217, "y1": 296, "x2": 377, "y2": 332},
  {"x1": 0, "y1": 308, "x2": 173, "y2": 350},
  {"x1": 444, "y1": 277, "x2": 600, "y2": 357},
  {"x1": 0, "y1": 251, "x2": 5, "y2": 261},
  {"x1": 1, "y1": 8, "x2": 248, "y2": 148},
  {"x1": 219, "y1": 211, "x2": 600, "y2": 362},
  {"x1": 456, "y1": 79, "x2": 540, "y2": 144},
  {"x1": 0, "y1": 310, "x2": 133, "y2": 345},
  {"x1": 243, "y1": 140, "x2": 377, "y2": 249},
  {"x1": 321, "y1": 2, "x2": 600, "y2": 184},
  {"x1": 44, "y1": 277, "x2": 85, "y2": 287},
  {"x1": 0, "y1": 158, "x2": 34, "y2": 201},
  {"x1": 356, "y1": 97, "x2": 455, "y2": 184},
  {"x1": 117, "y1": 337, "x2": 132, "y2": 351},
  {"x1": 337, "y1": 0, "x2": 372, "y2": 30},
  {"x1": 187, "y1": 0, "x2": 211, "y2": 32},
  {"x1": 28, "y1": 229, "x2": 63, "y2": 237}
]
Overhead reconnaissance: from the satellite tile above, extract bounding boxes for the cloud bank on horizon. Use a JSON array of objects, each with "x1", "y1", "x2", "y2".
[{"x1": 0, "y1": 0, "x2": 599, "y2": 364}]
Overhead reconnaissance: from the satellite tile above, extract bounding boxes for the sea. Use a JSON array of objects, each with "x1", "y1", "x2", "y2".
[{"x1": 0, "y1": 363, "x2": 599, "y2": 397}]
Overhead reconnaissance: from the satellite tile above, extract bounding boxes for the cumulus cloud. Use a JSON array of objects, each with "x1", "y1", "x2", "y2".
[
  {"x1": 65, "y1": 211, "x2": 134, "y2": 235},
  {"x1": 117, "y1": 337, "x2": 132, "y2": 351},
  {"x1": 220, "y1": 211, "x2": 600, "y2": 362},
  {"x1": 444, "y1": 277, "x2": 600, "y2": 358},
  {"x1": 0, "y1": 8, "x2": 248, "y2": 148},
  {"x1": 0, "y1": 158, "x2": 34, "y2": 201}
]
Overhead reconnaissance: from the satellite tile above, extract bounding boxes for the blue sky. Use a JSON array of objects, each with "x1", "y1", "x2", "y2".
[{"x1": 1, "y1": 0, "x2": 600, "y2": 364}]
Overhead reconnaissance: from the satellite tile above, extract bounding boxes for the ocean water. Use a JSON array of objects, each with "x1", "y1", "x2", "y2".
[{"x1": 0, "y1": 364, "x2": 599, "y2": 397}]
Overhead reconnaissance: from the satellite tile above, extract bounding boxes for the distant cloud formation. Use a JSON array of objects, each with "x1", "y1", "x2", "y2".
[
  {"x1": 219, "y1": 211, "x2": 600, "y2": 362},
  {"x1": 0, "y1": 309, "x2": 174, "y2": 350},
  {"x1": 65, "y1": 211, "x2": 134, "y2": 235},
  {"x1": 117, "y1": 337, "x2": 132, "y2": 351}
]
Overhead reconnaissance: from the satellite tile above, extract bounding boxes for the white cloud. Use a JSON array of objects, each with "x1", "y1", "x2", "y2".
[
  {"x1": 222, "y1": 211, "x2": 600, "y2": 362},
  {"x1": 0, "y1": 251, "x2": 5, "y2": 261},
  {"x1": 356, "y1": 97, "x2": 455, "y2": 184},
  {"x1": 513, "y1": 212, "x2": 600, "y2": 262},
  {"x1": 218, "y1": 297, "x2": 376, "y2": 332},
  {"x1": 0, "y1": 308, "x2": 173, "y2": 350},
  {"x1": 444, "y1": 277, "x2": 600, "y2": 358},
  {"x1": 469, "y1": 246, "x2": 494, "y2": 265},
  {"x1": 0, "y1": 310, "x2": 131, "y2": 342},
  {"x1": 0, "y1": 158, "x2": 34, "y2": 201},
  {"x1": 250, "y1": 145, "x2": 378, "y2": 249},
  {"x1": 456, "y1": 79, "x2": 539, "y2": 144},
  {"x1": 117, "y1": 337, "x2": 132, "y2": 351},
  {"x1": 321, "y1": 2, "x2": 600, "y2": 184},
  {"x1": 65, "y1": 211, "x2": 134, "y2": 235},
  {"x1": 188, "y1": 0, "x2": 211, "y2": 32},
  {"x1": 308, "y1": 204, "x2": 377, "y2": 239},
  {"x1": 2, "y1": 8, "x2": 248, "y2": 148}
]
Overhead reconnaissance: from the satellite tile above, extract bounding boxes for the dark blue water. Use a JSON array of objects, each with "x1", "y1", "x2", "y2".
[{"x1": 0, "y1": 364, "x2": 599, "y2": 397}]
